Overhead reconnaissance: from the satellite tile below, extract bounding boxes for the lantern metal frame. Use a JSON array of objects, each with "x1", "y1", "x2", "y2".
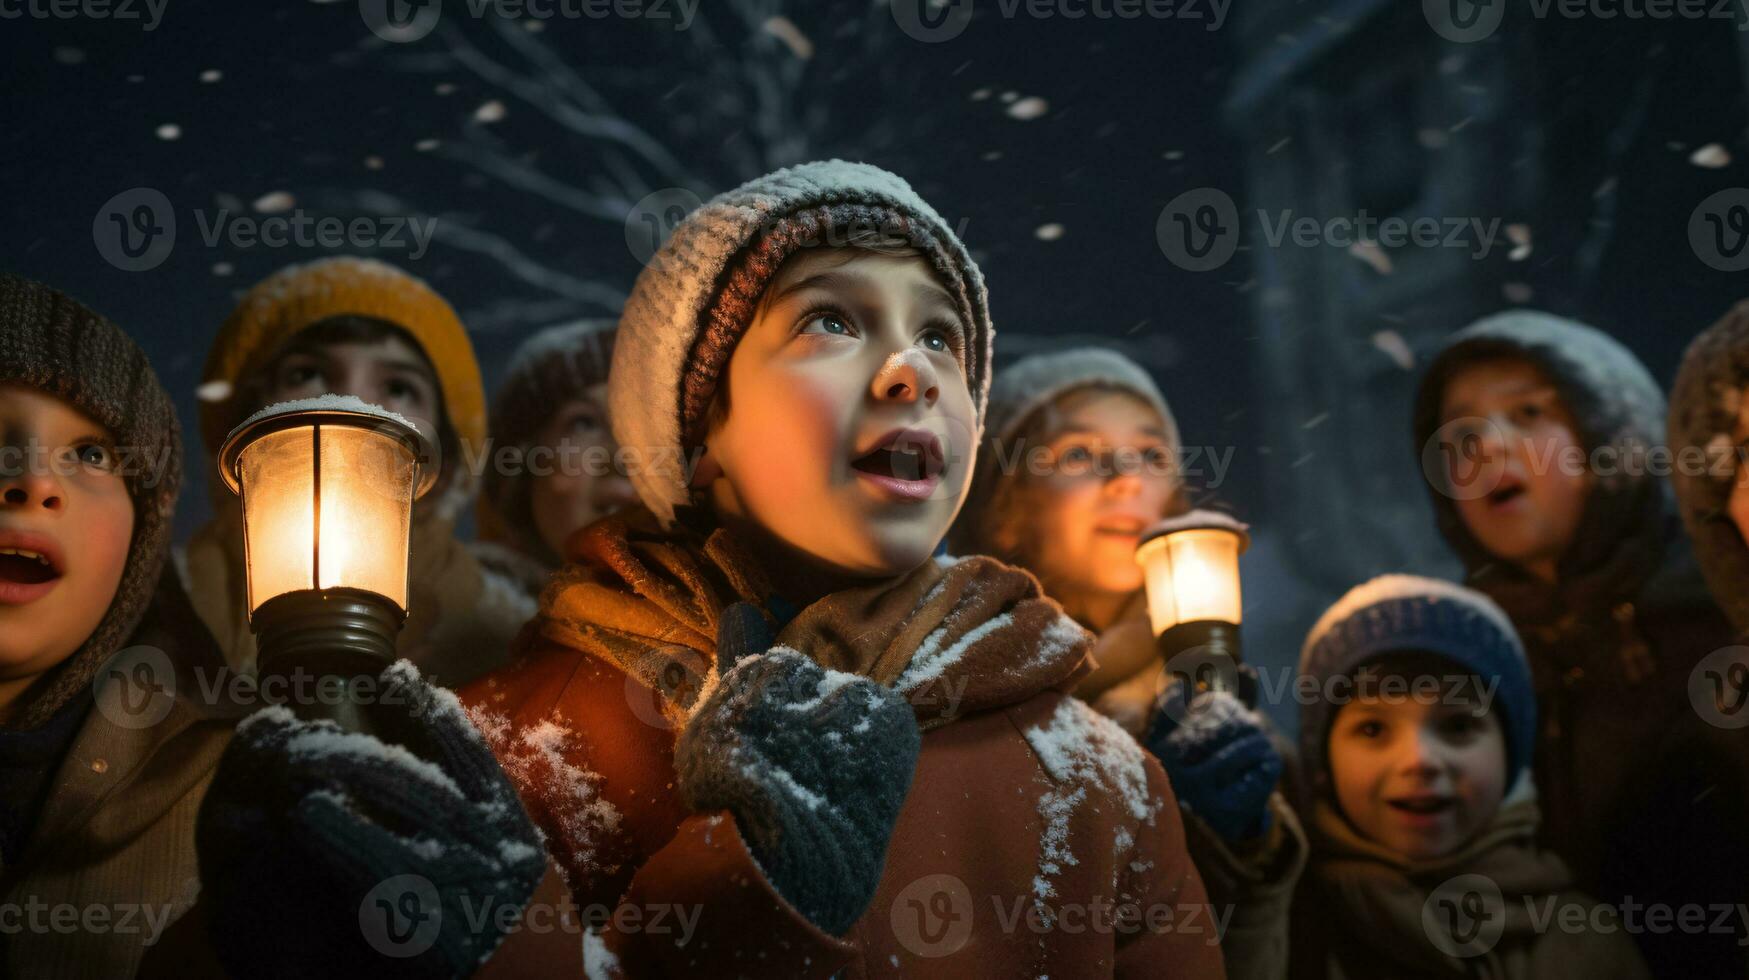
[{"x1": 1136, "y1": 510, "x2": 1254, "y2": 702}]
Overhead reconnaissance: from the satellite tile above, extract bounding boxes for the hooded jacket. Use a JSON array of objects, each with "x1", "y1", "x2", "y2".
[
  {"x1": 460, "y1": 507, "x2": 1227, "y2": 978},
  {"x1": 1669, "y1": 298, "x2": 1749, "y2": 640},
  {"x1": 1411, "y1": 311, "x2": 1749, "y2": 975}
]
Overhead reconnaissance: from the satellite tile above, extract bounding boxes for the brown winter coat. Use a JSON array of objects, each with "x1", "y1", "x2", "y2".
[
  {"x1": 460, "y1": 507, "x2": 1227, "y2": 978},
  {"x1": 1288, "y1": 798, "x2": 1650, "y2": 980}
]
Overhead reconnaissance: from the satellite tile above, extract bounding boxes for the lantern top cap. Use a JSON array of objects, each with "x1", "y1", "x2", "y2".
[
  {"x1": 217, "y1": 394, "x2": 440, "y2": 498},
  {"x1": 1138, "y1": 508, "x2": 1251, "y2": 553}
]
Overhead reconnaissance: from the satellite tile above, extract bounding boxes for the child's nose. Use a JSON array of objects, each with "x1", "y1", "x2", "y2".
[
  {"x1": 0, "y1": 465, "x2": 64, "y2": 513},
  {"x1": 871, "y1": 350, "x2": 940, "y2": 406}
]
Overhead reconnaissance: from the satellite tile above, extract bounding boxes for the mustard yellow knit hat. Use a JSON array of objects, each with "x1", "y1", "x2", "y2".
[{"x1": 198, "y1": 257, "x2": 486, "y2": 463}]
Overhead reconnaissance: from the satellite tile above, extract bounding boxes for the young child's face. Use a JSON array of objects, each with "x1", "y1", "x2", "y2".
[
  {"x1": 0, "y1": 386, "x2": 136, "y2": 686},
  {"x1": 1730, "y1": 391, "x2": 1749, "y2": 546},
  {"x1": 703, "y1": 248, "x2": 977, "y2": 579},
  {"x1": 529, "y1": 385, "x2": 636, "y2": 558},
  {"x1": 1018, "y1": 390, "x2": 1180, "y2": 596},
  {"x1": 1437, "y1": 358, "x2": 1591, "y2": 581},
  {"x1": 261, "y1": 333, "x2": 441, "y2": 432},
  {"x1": 1328, "y1": 675, "x2": 1507, "y2": 861}
]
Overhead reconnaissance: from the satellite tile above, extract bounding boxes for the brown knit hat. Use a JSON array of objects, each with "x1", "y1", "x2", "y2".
[
  {"x1": 1669, "y1": 299, "x2": 1749, "y2": 638},
  {"x1": 479, "y1": 319, "x2": 617, "y2": 558},
  {"x1": 610, "y1": 160, "x2": 993, "y2": 525},
  {"x1": 0, "y1": 273, "x2": 182, "y2": 729}
]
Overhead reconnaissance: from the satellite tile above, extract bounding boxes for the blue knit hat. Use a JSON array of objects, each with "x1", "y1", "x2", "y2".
[{"x1": 1297, "y1": 575, "x2": 1537, "y2": 797}]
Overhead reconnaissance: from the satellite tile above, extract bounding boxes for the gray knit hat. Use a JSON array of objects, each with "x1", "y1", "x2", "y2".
[
  {"x1": 609, "y1": 160, "x2": 993, "y2": 525},
  {"x1": 983, "y1": 346, "x2": 1178, "y2": 451},
  {"x1": 1669, "y1": 299, "x2": 1749, "y2": 638},
  {"x1": 480, "y1": 319, "x2": 617, "y2": 558},
  {"x1": 0, "y1": 273, "x2": 182, "y2": 729}
]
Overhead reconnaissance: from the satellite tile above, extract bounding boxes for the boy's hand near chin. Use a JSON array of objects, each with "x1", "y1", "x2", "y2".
[
  {"x1": 1145, "y1": 682, "x2": 1282, "y2": 844},
  {"x1": 675, "y1": 601, "x2": 922, "y2": 936},
  {"x1": 196, "y1": 661, "x2": 547, "y2": 980}
]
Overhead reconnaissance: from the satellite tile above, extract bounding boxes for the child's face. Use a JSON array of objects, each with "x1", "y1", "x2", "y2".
[
  {"x1": 261, "y1": 334, "x2": 441, "y2": 432},
  {"x1": 1328, "y1": 680, "x2": 1507, "y2": 860},
  {"x1": 1731, "y1": 391, "x2": 1749, "y2": 546},
  {"x1": 703, "y1": 248, "x2": 977, "y2": 579},
  {"x1": 1017, "y1": 390, "x2": 1181, "y2": 596},
  {"x1": 1438, "y1": 358, "x2": 1591, "y2": 580},
  {"x1": 529, "y1": 385, "x2": 636, "y2": 558},
  {"x1": 0, "y1": 386, "x2": 136, "y2": 683}
]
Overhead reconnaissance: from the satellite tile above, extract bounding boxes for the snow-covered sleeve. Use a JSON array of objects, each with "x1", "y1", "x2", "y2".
[
  {"x1": 460, "y1": 641, "x2": 856, "y2": 979},
  {"x1": 1115, "y1": 754, "x2": 1230, "y2": 979}
]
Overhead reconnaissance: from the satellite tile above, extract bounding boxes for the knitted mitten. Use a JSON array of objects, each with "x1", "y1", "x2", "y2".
[
  {"x1": 1145, "y1": 684, "x2": 1282, "y2": 843},
  {"x1": 675, "y1": 602, "x2": 921, "y2": 935}
]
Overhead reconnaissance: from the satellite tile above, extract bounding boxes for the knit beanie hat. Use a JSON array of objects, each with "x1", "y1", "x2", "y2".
[
  {"x1": 609, "y1": 160, "x2": 993, "y2": 525},
  {"x1": 1669, "y1": 299, "x2": 1749, "y2": 638},
  {"x1": 0, "y1": 274, "x2": 182, "y2": 730},
  {"x1": 198, "y1": 257, "x2": 486, "y2": 513},
  {"x1": 479, "y1": 319, "x2": 617, "y2": 556},
  {"x1": 1297, "y1": 575, "x2": 1537, "y2": 798}
]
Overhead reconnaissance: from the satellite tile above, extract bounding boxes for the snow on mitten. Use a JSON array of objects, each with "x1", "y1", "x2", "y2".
[
  {"x1": 676, "y1": 602, "x2": 921, "y2": 936},
  {"x1": 197, "y1": 661, "x2": 546, "y2": 980},
  {"x1": 1145, "y1": 684, "x2": 1282, "y2": 843}
]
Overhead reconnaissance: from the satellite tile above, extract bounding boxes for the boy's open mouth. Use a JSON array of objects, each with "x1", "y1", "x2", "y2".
[
  {"x1": 1387, "y1": 794, "x2": 1455, "y2": 817},
  {"x1": 0, "y1": 531, "x2": 64, "y2": 604},
  {"x1": 851, "y1": 429, "x2": 945, "y2": 500},
  {"x1": 1485, "y1": 476, "x2": 1526, "y2": 509}
]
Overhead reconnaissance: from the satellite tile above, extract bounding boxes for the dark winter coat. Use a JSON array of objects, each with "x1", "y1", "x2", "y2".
[
  {"x1": 1412, "y1": 311, "x2": 1749, "y2": 975},
  {"x1": 460, "y1": 507, "x2": 1227, "y2": 978},
  {"x1": 1670, "y1": 298, "x2": 1749, "y2": 641}
]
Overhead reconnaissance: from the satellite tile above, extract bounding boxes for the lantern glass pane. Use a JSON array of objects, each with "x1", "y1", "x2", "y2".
[
  {"x1": 1135, "y1": 536, "x2": 1180, "y2": 636},
  {"x1": 239, "y1": 427, "x2": 315, "y2": 614},
  {"x1": 1166, "y1": 529, "x2": 1243, "y2": 625},
  {"x1": 316, "y1": 424, "x2": 416, "y2": 610}
]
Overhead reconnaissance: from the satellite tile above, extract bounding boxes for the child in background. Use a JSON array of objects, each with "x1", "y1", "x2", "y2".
[
  {"x1": 474, "y1": 319, "x2": 636, "y2": 598},
  {"x1": 1670, "y1": 298, "x2": 1749, "y2": 639},
  {"x1": 0, "y1": 273, "x2": 234, "y2": 976},
  {"x1": 462, "y1": 161, "x2": 1224, "y2": 977},
  {"x1": 947, "y1": 346, "x2": 1187, "y2": 735},
  {"x1": 184, "y1": 257, "x2": 530, "y2": 687},
  {"x1": 1414, "y1": 310, "x2": 1749, "y2": 973},
  {"x1": 1289, "y1": 575, "x2": 1649, "y2": 979}
]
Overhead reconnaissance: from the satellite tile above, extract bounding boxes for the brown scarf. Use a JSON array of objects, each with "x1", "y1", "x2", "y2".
[{"x1": 535, "y1": 508, "x2": 1092, "y2": 730}]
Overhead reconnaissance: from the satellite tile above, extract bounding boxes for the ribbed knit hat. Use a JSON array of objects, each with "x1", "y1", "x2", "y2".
[
  {"x1": 479, "y1": 319, "x2": 617, "y2": 556},
  {"x1": 1669, "y1": 299, "x2": 1749, "y2": 638},
  {"x1": 983, "y1": 346, "x2": 1178, "y2": 452},
  {"x1": 0, "y1": 273, "x2": 182, "y2": 729},
  {"x1": 1298, "y1": 575, "x2": 1537, "y2": 797},
  {"x1": 610, "y1": 160, "x2": 993, "y2": 525},
  {"x1": 198, "y1": 258, "x2": 486, "y2": 513}
]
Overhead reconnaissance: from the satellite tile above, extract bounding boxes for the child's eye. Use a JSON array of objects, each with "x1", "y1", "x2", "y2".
[
  {"x1": 1061, "y1": 446, "x2": 1094, "y2": 465},
  {"x1": 75, "y1": 443, "x2": 115, "y2": 471},
  {"x1": 799, "y1": 311, "x2": 856, "y2": 337},
  {"x1": 920, "y1": 329, "x2": 950, "y2": 353},
  {"x1": 1354, "y1": 720, "x2": 1385, "y2": 739},
  {"x1": 283, "y1": 364, "x2": 322, "y2": 387},
  {"x1": 385, "y1": 378, "x2": 423, "y2": 404},
  {"x1": 1143, "y1": 446, "x2": 1172, "y2": 468},
  {"x1": 1439, "y1": 713, "x2": 1484, "y2": 739}
]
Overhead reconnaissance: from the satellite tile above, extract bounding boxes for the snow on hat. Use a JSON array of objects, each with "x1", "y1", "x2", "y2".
[
  {"x1": 0, "y1": 273, "x2": 182, "y2": 729},
  {"x1": 479, "y1": 319, "x2": 617, "y2": 555},
  {"x1": 198, "y1": 258, "x2": 487, "y2": 510},
  {"x1": 983, "y1": 346, "x2": 1178, "y2": 452},
  {"x1": 609, "y1": 160, "x2": 993, "y2": 525},
  {"x1": 1411, "y1": 310, "x2": 1667, "y2": 580},
  {"x1": 1669, "y1": 299, "x2": 1749, "y2": 638},
  {"x1": 1297, "y1": 574, "x2": 1537, "y2": 797}
]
